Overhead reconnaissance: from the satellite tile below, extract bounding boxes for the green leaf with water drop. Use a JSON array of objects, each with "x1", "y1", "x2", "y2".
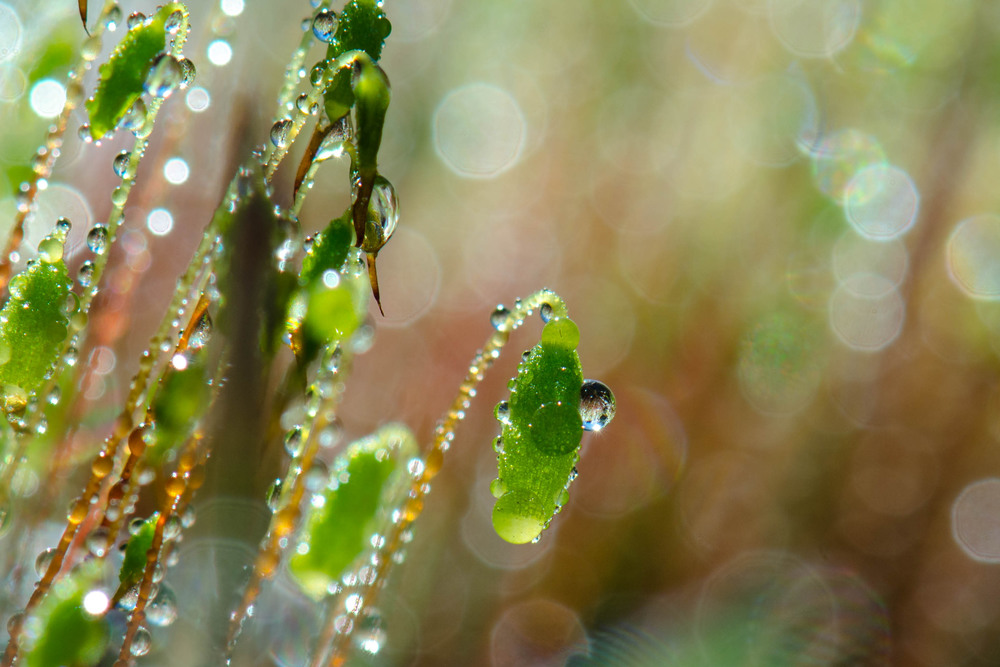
[
  {"x1": 289, "y1": 424, "x2": 416, "y2": 599},
  {"x1": 352, "y1": 54, "x2": 390, "y2": 176},
  {"x1": 322, "y1": 0, "x2": 391, "y2": 122},
  {"x1": 84, "y1": 2, "x2": 187, "y2": 139},
  {"x1": 118, "y1": 513, "x2": 157, "y2": 593},
  {"x1": 24, "y1": 560, "x2": 109, "y2": 667},
  {"x1": 300, "y1": 210, "x2": 353, "y2": 286},
  {"x1": 493, "y1": 318, "x2": 584, "y2": 544},
  {"x1": 0, "y1": 256, "x2": 72, "y2": 400}
]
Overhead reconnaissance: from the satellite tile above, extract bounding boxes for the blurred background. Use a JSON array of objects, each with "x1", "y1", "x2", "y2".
[{"x1": 4, "y1": 0, "x2": 1000, "y2": 665}]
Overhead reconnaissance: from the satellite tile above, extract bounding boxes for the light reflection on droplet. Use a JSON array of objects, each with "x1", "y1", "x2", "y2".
[
  {"x1": 808, "y1": 129, "x2": 887, "y2": 201},
  {"x1": 829, "y1": 273, "x2": 905, "y2": 351},
  {"x1": 164, "y1": 157, "x2": 190, "y2": 184},
  {"x1": 627, "y1": 0, "x2": 713, "y2": 27},
  {"x1": 952, "y1": 478, "x2": 1000, "y2": 563},
  {"x1": 843, "y1": 164, "x2": 919, "y2": 241},
  {"x1": 29, "y1": 79, "x2": 66, "y2": 118},
  {"x1": 768, "y1": 0, "x2": 862, "y2": 59},
  {"x1": 82, "y1": 590, "x2": 109, "y2": 615},
  {"x1": 147, "y1": 208, "x2": 174, "y2": 236},
  {"x1": 947, "y1": 214, "x2": 1000, "y2": 299},
  {"x1": 832, "y1": 232, "x2": 909, "y2": 288},
  {"x1": 186, "y1": 86, "x2": 210, "y2": 112},
  {"x1": 433, "y1": 83, "x2": 525, "y2": 179},
  {"x1": 0, "y1": 4, "x2": 21, "y2": 62},
  {"x1": 207, "y1": 40, "x2": 233, "y2": 66}
]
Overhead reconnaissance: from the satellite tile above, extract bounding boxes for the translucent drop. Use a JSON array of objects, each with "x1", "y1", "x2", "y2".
[
  {"x1": 126, "y1": 11, "x2": 146, "y2": 30},
  {"x1": 164, "y1": 9, "x2": 184, "y2": 34},
  {"x1": 121, "y1": 97, "x2": 147, "y2": 132},
  {"x1": 112, "y1": 151, "x2": 131, "y2": 179},
  {"x1": 128, "y1": 516, "x2": 146, "y2": 535},
  {"x1": 77, "y1": 260, "x2": 95, "y2": 287},
  {"x1": 55, "y1": 217, "x2": 72, "y2": 237},
  {"x1": 311, "y1": 10, "x2": 337, "y2": 42},
  {"x1": 270, "y1": 119, "x2": 294, "y2": 149},
  {"x1": 310, "y1": 62, "x2": 325, "y2": 87},
  {"x1": 87, "y1": 224, "x2": 109, "y2": 254},
  {"x1": 37, "y1": 235, "x2": 63, "y2": 263},
  {"x1": 284, "y1": 426, "x2": 304, "y2": 456},
  {"x1": 579, "y1": 380, "x2": 616, "y2": 432},
  {"x1": 130, "y1": 627, "x2": 152, "y2": 656},
  {"x1": 494, "y1": 400, "x2": 511, "y2": 425},
  {"x1": 490, "y1": 478, "x2": 505, "y2": 498},
  {"x1": 34, "y1": 548, "x2": 56, "y2": 577},
  {"x1": 65, "y1": 347, "x2": 79, "y2": 366},
  {"x1": 304, "y1": 461, "x2": 329, "y2": 492},
  {"x1": 188, "y1": 311, "x2": 213, "y2": 349},
  {"x1": 317, "y1": 421, "x2": 342, "y2": 449},
  {"x1": 361, "y1": 176, "x2": 399, "y2": 254},
  {"x1": 145, "y1": 53, "x2": 183, "y2": 98},
  {"x1": 147, "y1": 585, "x2": 178, "y2": 627},
  {"x1": 296, "y1": 93, "x2": 318, "y2": 115},
  {"x1": 266, "y1": 478, "x2": 283, "y2": 512},
  {"x1": 178, "y1": 57, "x2": 196, "y2": 89},
  {"x1": 86, "y1": 528, "x2": 111, "y2": 557},
  {"x1": 493, "y1": 435, "x2": 504, "y2": 454},
  {"x1": 117, "y1": 585, "x2": 139, "y2": 611},
  {"x1": 490, "y1": 305, "x2": 510, "y2": 331},
  {"x1": 275, "y1": 216, "x2": 301, "y2": 262},
  {"x1": 539, "y1": 302, "x2": 554, "y2": 323},
  {"x1": 105, "y1": 5, "x2": 122, "y2": 30}
]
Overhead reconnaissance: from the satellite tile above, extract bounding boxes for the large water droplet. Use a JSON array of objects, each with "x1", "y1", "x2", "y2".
[
  {"x1": 361, "y1": 176, "x2": 399, "y2": 253},
  {"x1": 87, "y1": 224, "x2": 109, "y2": 254},
  {"x1": 77, "y1": 260, "x2": 95, "y2": 287},
  {"x1": 131, "y1": 626, "x2": 152, "y2": 656},
  {"x1": 126, "y1": 11, "x2": 146, "y2": 30},
  {"x1": 178, "y1": 57, "x2": 196, "y2": 89},
  {"x1": 285, "y1": 426, "x2": 304, "y2": 456},
  {"x1": 105, "y1": 5, "x2": 123, "y2": 31},
  {"x1": 164, "y1": 9, "x2": 184, "y2": 34},
  {"x1": 37, "y1": 235, "x2": 64, "y2": 263},
  {"x1": 113, "y1": 150, "x2": 132, "y2": 179},
  {"x1": 270, "y1": 119, "x2": 293, "y2": 149},
  {"x1": 579, "y1": 380, "x2": 616, "y2": 432},
  {"x1": 145, "y1": 53, "x2": 183, "y2": 98},
  {"x1": 490, "y1": 305, "x2": 510, "y2": 331},
  {"x1": 147, "y1": 584, "x2": 178, "y2": 627},
  {"x1": 311, "y1": 10, "x2": 338, "y2": 43},
  {"x1": 188, "y1": 311, "x2": 212, "y2": 349},
  {"x1": 121, "y1": 97, "x2": 147, "y2": 132},
  {"x1": 494, "y1": 400, "x2": 511, "y2": 425},
  {"x1": 539, "y1": 302, "x2": 554, "y2": 323},
  {"x1": 34, "y1": 547, "x2": 55, "y2": 577}
]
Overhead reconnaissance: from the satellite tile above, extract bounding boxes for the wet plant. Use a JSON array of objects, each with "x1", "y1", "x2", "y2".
[{"x1": 0, "y1": 1, "x2": 615, "y2": 665}]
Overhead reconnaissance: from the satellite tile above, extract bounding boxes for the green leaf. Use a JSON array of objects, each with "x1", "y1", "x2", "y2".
[
  {"x1": 119, "y1": 513, "x2": 158, "y2": 592},
  {"x1": 322, "y1": 0, "x2": 391, "y2": 122},
  {"x1": 150, "y1": 361, "x2": 210, "y2": 451},
  {"x1": 84, "y1": 3, "x2": 187, "y2": 139},
  {"x1": 492, "y1": 318, "x2": 584, "y2": 544},
  {"x1": 300, "y1": 210, "x2": 353, "y2": 286},
  {"x1": 25, "y1": 561, "x2": 109, "y2": 667},
  {"x1": 289, "y1": 424, "x2": 416, "y2": 599},
  {"x1": 351, "y1": 54, "x2": 390, "y2": 175},
  {"x1": 0, "y1": 254, "x2": 72, "y2": 399}
]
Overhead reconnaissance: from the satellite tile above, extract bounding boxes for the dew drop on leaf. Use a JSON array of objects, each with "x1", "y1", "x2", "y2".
[
  {"x1": 270, "y1": 119, "x2": 293, "y2": 148},
  {"x1": 77, "y1": 260, "x2": 95, "y2": 287},
  {"x1": 145, "y1": 53, "x2": 183, "y2": 98},
  {"x1": 312, "y1": 10, "x2": 338, "y2": 43},
  {"x1": 579, "y1": 379, "x2": 616, "y2": 432},
  {"x1": 126, "y1": 11, "x2": 146, "y2": 30},
  {"x1": 495, "y1": 400, "x2": 511, "y2": 425}
]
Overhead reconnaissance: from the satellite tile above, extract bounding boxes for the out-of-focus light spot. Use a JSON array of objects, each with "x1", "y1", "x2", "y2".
[
  {"x1": 390, "y1": 0, "x2": 452, "y2": 42},
  {"x1": 89, "y1": 346, "x2": 116, "y2": 375},
  {"x1": 147, "y1": 208, "x2": 174, "y2": 236},
  {"x1": 952, "y1": 478, "x2": 1000, "y2": 563},
  {"x1": 207, "y1": 40, "x2": 233, "y2": 66},
  {"x1": 0, "y1": 4, "x2": 21, "y2": 62},
  {"x1": 738, "y1": 312, "x2": 821, "y2": 415},
  {"x1": 163, "y1": 157, "x2": 190, "y2": 184},
  {"x1": 82, "y1": 590, "x2": 110, "y2": 615},
  {"x1": 490, "y1": 598, "x2": 588, "y2": 667},
  {"x1": 947, "y1": 214, "x2": 1000, "y2": 299},
  {"x1": 171, "y1": 353, "x2": 188, "y2": 371},
  {"x1": 829, "y1": 273, "x2": 905, "y2": 351},
  {"x1": 833, "y1": 233, "x2": 909, "y2": 288},
  {"x1": 729, "y1": 74, "x2": 818, "y2": 166},
  {"x1": 851, "y1": 430, "x2": 937, "y2": 517},
  {"x1": 0, "y1": 63, "x2": 26, "y2": 102},
  {"x1": 186, "y1": 86, "x2": 210, "y2": 111},
  {"x1": 433, "y1": 83, "x2": 525, "y2": 179},
  {"x1": 843, "y1": 165, "x2": 919, "y2": 240},
  {"x1": 627, "y1": 0, "x2": 712, "y2": 27},
  {"x1": 809, "y1": 129, "x2": 886, "y2": 201},
  {"x1": 29, "y1": 79, "x2": 66, "y2": 118},
  {"x1": 220, "y1": 0, "x2": 244, "y2": 17},
  {"x1": 768, "y1": 0, "x2": 861, "y2": 59}
]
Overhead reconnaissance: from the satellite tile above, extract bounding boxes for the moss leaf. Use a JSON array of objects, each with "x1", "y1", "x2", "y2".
[{"x1": 322, "y1": 0, "x2": 391, "y2": 122}]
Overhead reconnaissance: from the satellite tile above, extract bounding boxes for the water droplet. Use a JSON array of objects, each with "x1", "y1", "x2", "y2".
[
  {"x1": 164, "y1": 9, "x2": 184, "y2": 34},
  {"x1": 178, "y1": 57, "x2": 196, "y2": 89},
  {"x1": 312, "y1": 10, "x2": 337, "y2": 42},
  {"x1": 81, "y1": 35, "x2": 101, "y2": 61},
  {"x1": 309, "y1": 62, "x2": 326, "y2": 87},
  {"x1": 128, "y1": 516, "x2": 146, "y2": 535},
  {"x1": 358, "y1": 176, "x2": 397, "y2": 252},
  {"x1": 74, "y1": 260, "x2": 95, "y2": 288},
  {"x1": 180, "y1": 505, "x2": 196, "y2": 528},
  {"x1": 34, "y1": 547, "x2": 55, "y2": 577},
  {"x1": 86, "y1": 528, "x2": 110, "y2": 556},
  {"x1": 112, "y1": 150, "x2": 132, "y2": 179},
  {"x1": 64, "y1": 347, "x2": 79, "y2": 366},
  {"x1": 296, "y1": 93, "x2": 318, "y2": 115},
  {"x1": 493, "y1": 435, "x2": 504, "y2": 454},
  {"x1": 490, "y1": 305, "x2": 511, "y2": 331},
  {"x1": 37, "y1": 235, "x2": 64, "y2": 263},
  {"x1": 275, "y1": 216, "x2": 301, "y2": 262},
  {"x1": 55, "y1": 217, "x2": 72, "y2": 237},
  {"x1": 87, "y1": 224, "x2": 109, "y2": 254},
  {"x1": 317, "y1": 420, "x2": 342, "y2": 449},
  {"x1": 580, "y1": 380, "x2": 616, "y2": 432},
  {"x1": 285, "y1": 426, "x2": 304, "y2": 456},
  {"x1": 407, "y1": 457, "x2": 425, "y2": 478},
  {"x1": 494, "y1": 400, "x2": 511, "y2": 425},
  {"x1": 304, "y1": 461, "x2": 329, "y2": 492},
  {"x1": 145, "y1": 53, "x2": 183, "y2": 98},
  {"x1": 105, "y1": 5, "x2": 122, "y2": 30},
  {"x1": 189, "y1": 311, "x2": 212, "y2": 349},
  {"x1": 266, "y1": 478, "x2": 283, "y2": 512},
  {"x1": 131, "y1": 626, "x2": 152, "y2": 656},
  {"x1": 147, "y1": 584, "x2": 178, "y2": 627},
  {"x1": 270, "y1": 119, "x2": 294, "y2": 149},
  {"x1": 121, "y1": 97, "x2": 147, "y2": 132},
  {"x1": 490, "y1": 478, "x2": 505, "y2": 498},
  {"x1": 539, "y1": 302, "x2": 554, "y2": 323},
  {"x1": 126, "y1": 11, "x2": 146, "y2": 30}
]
